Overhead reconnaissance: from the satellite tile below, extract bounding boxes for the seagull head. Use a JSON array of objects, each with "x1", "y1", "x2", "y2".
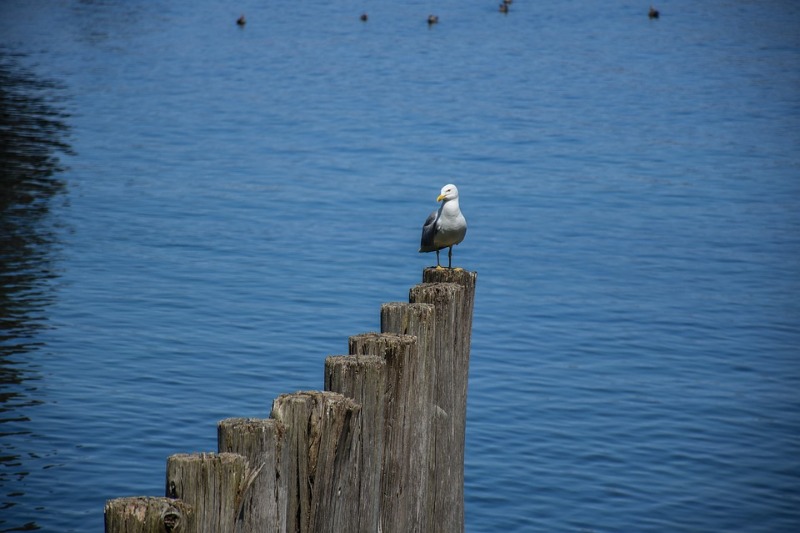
[{"x1": 437, "y1": 184, "x2": 459, "y2": 202}]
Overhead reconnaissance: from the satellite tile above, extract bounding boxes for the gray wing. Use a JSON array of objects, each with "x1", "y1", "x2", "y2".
[{"x1": 419, "y1": 210, "x2": 439, "y2": 252}]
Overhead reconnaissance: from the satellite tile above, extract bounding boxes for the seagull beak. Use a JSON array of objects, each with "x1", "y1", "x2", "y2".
[{"x1": 437, "y1": 193, "x2": 446, "y2": 202}]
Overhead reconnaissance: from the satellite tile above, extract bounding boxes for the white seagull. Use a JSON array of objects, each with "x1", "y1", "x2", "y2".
[{"x1": 419, "y1": 184, "x2": 467, "y2": 269}]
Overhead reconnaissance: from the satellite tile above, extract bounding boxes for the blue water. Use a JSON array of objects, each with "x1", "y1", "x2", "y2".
[{"x1": 1, "y1": 0, "x2": 799, "y2": 531}]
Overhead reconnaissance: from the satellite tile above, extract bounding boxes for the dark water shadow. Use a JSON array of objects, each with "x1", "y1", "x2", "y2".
[{"x1": 0, "y1": 49, "x2": 73, "y2": 532}]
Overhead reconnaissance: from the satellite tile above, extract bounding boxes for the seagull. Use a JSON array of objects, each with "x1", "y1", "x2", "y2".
[{"x1": 419, "y1": 184, "x2": 467, "y2": 269}]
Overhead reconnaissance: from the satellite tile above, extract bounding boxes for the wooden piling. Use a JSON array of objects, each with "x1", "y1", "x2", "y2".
[
  {"x1": 104, "y1": 496, "x2": 192, "y2": 533},
  {"x1": 217, "y1": 418, "x2": 288, "y2": 533},
  {"x1": 378, "y1": 302, "x2": 436, "y2": 532},
  {"x1": 270, "y1": 391, "x2": 361, "y2": 533},
  {"x1": 104, "y1": 268, "x2": 477, "y2": 533},
  {"x1": 347, "y1": 333, "x2": 427, "y2": 532},
  {"x1": 411, "y1": 267, "x2": 477, "y2": 533},
  {"x1": 324, "y1": 354, "x2": 386, "y2": 533},
  {"x1": 421, "y1": 268, "x2": 477, "y2": 364},
  {"x1": 165, "y1": 452, "x2": 250, "y2": 533}
]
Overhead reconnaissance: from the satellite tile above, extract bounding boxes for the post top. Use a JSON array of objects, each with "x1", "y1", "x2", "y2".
[{"x1": 422, "y1": 267, "x2": 477, "y2": 287}]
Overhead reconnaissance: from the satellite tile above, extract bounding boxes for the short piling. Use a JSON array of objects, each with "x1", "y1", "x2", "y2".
[
  {"x1": 104, "y1": 496, "x2": 192, "y2": 533},
  {"x1": 218, "y1": 418, "x2": 288, "y2": 533},
  {"x1": 324, "y1": 354, "x2": 386, "y2": 533},
  {"x1": 378, "y1": 302, "x2": 436, "y2": 531},
  {"x1": 348, "y1": 332, "x2": 432, "y2": 532},
  {"x1": 165, "y1": 452, "x2": 250, "y2": 533},
  {"x1": 270, "y1": 391, "x2": 361, "y2": 533}
]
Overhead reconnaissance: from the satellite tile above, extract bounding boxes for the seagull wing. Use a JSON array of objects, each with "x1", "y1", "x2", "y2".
[{"x1": 419, "y1": 209, "x2": 439, "y2": 252}]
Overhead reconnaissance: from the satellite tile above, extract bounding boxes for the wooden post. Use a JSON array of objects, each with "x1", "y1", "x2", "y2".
[
  {"x1": 324, "y1": 354, "x2": 386, "y2": 533},
  {"x1": 421, "y1": 268, "x2": 477, "y2": 367},
  {"x1": 165, "y1": 452, "x2": 250, "y2": 533},
  {"x1": 410, "y1": 268, "x2": 477, "y2": 533},
  {"x1": 270, "y1": 391, "x2": 361, "y2": 533},
  {"x1": 348, "y1": 331, "x2": 431, "y2": 533},
  {"x1": 104, "y1": 268, "x2": 476, "y2": 533},
  {"x1": 379, "y1": 303, "x2": 437, "y2": 532},
  {"x1": 104, "y1": 496, "x2": 192, "y2": 533},
  {"x1": 217, "y1": 418, "x2": 288, "y2": 533}
]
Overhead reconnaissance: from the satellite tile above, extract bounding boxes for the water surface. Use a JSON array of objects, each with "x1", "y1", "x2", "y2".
[{"x1": 1, "y1": 0, "x2": 799, "y2": 531}]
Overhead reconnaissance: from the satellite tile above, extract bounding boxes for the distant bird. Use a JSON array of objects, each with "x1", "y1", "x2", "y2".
[
  {"x1": 499, "y1": 3, "x2": 509, "y2": 13},
  {"x1": 649, "y1": 6, "x2": 660, "y2": 19},
  {"x1": 360, "y1": 13, "x2": 368, "y2": 22},
  {"x1": 419, "y1": 184, "x2": 467, "y2": 269},
  {"x1": 236, "y1": 15, "x2": 246, "y2": 26},
  {"x1": 428, "y1": 14, "x2": 439, "y2": 25}
]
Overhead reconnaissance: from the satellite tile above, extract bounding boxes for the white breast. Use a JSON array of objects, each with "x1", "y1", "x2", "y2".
[{"x1": 434, "y1": 199, "x2": 467, "y2": 248}]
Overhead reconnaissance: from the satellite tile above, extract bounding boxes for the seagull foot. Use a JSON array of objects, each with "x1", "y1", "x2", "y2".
[
  {"x1": 435, "y1": 265, "x2": 445, "y2": 270},
  {"x1": 453, "y1": 267, "x2": 464, "y2": 271}
]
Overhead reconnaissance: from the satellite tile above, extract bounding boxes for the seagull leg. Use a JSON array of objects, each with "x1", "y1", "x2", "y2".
[
  {"x1": 435, "y1": 249, "x2": 441, "y2": 268},
  {"x1": 448, "y1": 246, "x2": 453, "y2": 268}
]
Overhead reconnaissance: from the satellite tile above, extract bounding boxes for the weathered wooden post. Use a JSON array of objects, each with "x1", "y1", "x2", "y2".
[
  {"x1": 217, "y1": 418, "x2": 288, "y2": 533},
  {"x1": 378, "y1": 302, "x2": 436, "y2": 531},
  {"x1": 411, "y1": 268, "x2": 477, "y2": 533},
  {"x1": 270, "y1": 391, "x2": 361, "y2": 533},
  {"x1": 347, "y1": 329, "x2": 433, "y2": 533},
  {"x1": 104, "y1": 496, "x2": 192, "y2": 533},
  {"x1": 104, "y1": 268, "x2": 476, "y2": 533},
  {"x1": 324, "y1": 354, "x2": 386, "y2": 533},
  {"x1": 165, "y1": 452, "x2": 251, "y2": 533}
]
